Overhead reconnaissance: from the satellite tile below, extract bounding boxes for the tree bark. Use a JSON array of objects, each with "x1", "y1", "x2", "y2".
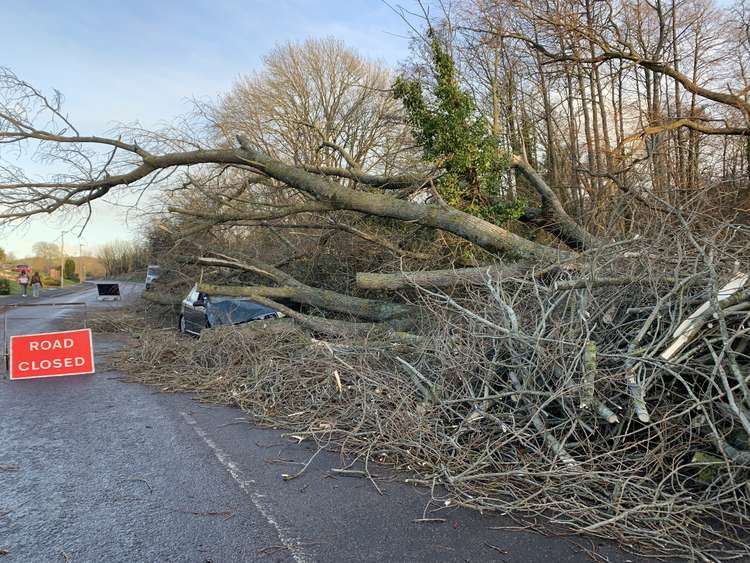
[
  {"x1": 356, "y1": 265, "x2": 514, "y2": 290},
  {"x1": 237, "y1": 136, "x2": 571, "y2": 260},
  {"x1": 512, "y1": 155, "x2": 602, "y2": 250},
  {"x1": 209, "y1": 290, "x2": 421, "y2": 343},
  {"x1": 199, "y1": 283, "x2": 416, "y2": 322}
]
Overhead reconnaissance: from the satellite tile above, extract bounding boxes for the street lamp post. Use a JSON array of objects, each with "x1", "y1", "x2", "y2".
[
  {"x1": 78, "y1": 241, "x2": 86, "y2": 282},
  {"x1": 60, "y1": 231, "x2": 65, "y2": 288}
]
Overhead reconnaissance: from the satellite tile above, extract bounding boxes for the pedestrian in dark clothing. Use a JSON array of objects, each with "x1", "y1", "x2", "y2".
[{"x1": 31, "y1": 272, "x2": 43, "y2": 298}]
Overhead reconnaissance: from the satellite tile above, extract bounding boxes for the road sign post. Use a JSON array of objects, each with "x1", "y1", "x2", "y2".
[{"x1": 9, "y1": 328, "x2": 95, "y2": 380}]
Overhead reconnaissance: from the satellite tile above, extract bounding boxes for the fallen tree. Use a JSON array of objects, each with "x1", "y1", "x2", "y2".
[
  {"x1": 102, "y1": 232, "x2": 750, "y2": 560},
  {"x1": 2, "y1": 33, "x2": 750, "y2": 560},
  {"x1": 0, "y1": 65, "x2": 587, "y2": 264},
  {"x1": 193, "y1": 254, "x2": 416, "y2": 323},
  {"x1": 0, "y1": 68, "x2": 592, "y2": 339}
]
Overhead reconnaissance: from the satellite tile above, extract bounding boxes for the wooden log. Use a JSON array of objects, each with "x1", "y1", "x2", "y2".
[
  {"x1": 660, "y1": 273, "x2": 749, "y2": 361},
  {"x1": 554, "y1": 276, "x2": 678, "y2": 290},
  {"x1": 199, "y1": 283, "x2": 415, "y2": 322},
  {"x1": 356, "y1": 265, "x2": 512, "y2": 290},
  {"x1": 224, "y1": 291, "x2": 422, "y2": 344}
]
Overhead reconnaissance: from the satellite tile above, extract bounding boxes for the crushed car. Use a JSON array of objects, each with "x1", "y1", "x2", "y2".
[{"x1": 178, "y1": 284, "x2": 283, "y2": 336}]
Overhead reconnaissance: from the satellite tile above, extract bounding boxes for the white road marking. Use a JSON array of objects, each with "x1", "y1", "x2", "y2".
[{"x1": 180, "y1": 411, "x2": 310, "y2": 563}]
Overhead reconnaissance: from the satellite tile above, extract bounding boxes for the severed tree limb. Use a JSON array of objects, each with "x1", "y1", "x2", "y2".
[
  {"x1": 198, "y1": 283, "x2": 416, "y2": 323},
  {"x1": 626, "y1": 376, "x2": 650, "y2": 424},
  {"x1": 225, "y1": 291, "x2": 421, "y2": 344},
  {"x1": 357, "y1": 265, "x2": 516, "y2": 290},
  {"x1": 194, "y1": 253, "x2": 302, "y2": 287},
  {"x1": 592, "y1": 399, "x2": 619, "y2": 424},
  {"x1": 356, "y1": 239, "x2": 645, "y2": 291},
  {"x1": 511, "y1": 155, "x2": 603, "y2": 251},
  {"x1": 660, "y1": 275, "x2": 750, "y2": 361}
]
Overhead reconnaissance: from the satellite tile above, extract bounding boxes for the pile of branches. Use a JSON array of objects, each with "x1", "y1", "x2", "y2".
[{"x1": 107, "y1": 230, "x2": 750, "y2": 560}]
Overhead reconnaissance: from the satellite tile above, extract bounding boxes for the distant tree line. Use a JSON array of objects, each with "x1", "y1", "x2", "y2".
[{"x1": 96, "y1": 240, "x2": 148, "y2": 277}]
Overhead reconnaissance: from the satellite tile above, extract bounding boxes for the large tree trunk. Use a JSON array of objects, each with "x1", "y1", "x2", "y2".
[
  {"x1": 356, "y1": 265, "x2": 514, "y2": 290},
  {"x1": 195, "y1": 253, "x2": 417, "y2": 326},
  {"x1": 209, "y1": 290, "x2": 421, "y2": 343},
  {"x1": 199, "y1": 283, "x2": 416, "y2": 322},
  {"x1": 237, "y1": 137, "x2": 573, "y2": 260}
]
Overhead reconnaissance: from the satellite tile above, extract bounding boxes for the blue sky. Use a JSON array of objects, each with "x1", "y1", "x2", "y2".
[{"x1": 0, "y1": 0, "x2": 413, "y2": 257}]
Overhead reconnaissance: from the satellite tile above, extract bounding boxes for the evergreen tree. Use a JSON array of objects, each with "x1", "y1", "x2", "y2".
[
  {"x1": 64, "y1": 258, "x2": 78, "y2": 281},
  {"x1": 393, "y1": 30, "x2": 525, "y2": 223}
]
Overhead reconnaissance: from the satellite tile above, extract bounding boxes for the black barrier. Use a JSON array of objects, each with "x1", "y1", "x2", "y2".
[{"x1": 96, "y1": 283, "x2": 120, "y2": 297}]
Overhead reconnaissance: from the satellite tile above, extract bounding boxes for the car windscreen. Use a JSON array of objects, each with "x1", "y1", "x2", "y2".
[{"x1": 205, "y1": 297, "x2": 278, "y2": 327}]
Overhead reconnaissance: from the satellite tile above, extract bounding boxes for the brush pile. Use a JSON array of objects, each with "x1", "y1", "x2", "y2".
[{"x1": 108, "y1": 232, "x2": 750, "y2": 560}]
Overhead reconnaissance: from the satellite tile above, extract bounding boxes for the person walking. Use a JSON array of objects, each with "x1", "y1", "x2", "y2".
[
  {"x1": 30, "y1": 271, "x2": 43, "y2": 298},
  {"x1": 17, "y1": 270, "x2": 29, "y2": 297}
]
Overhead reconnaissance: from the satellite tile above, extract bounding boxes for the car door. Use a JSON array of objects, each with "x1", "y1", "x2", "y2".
[
  {"x1": 188, "y1": 289, "x2": 210, "y2": 333},
  {"x1": 192, "y1": 291, "x2": 209, "y2": 332},
  {"x1": 183, "y1": 287, "x2": 203, "y2": 334}
]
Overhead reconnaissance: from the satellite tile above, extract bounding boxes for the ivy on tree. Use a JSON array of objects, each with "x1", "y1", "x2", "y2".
[{"x1": 394, "y1": 31, "x2": 525, "y2": 224}]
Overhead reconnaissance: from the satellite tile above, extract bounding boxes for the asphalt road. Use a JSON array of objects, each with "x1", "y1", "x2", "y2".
[{"x1": 0, "y1": 283, "x2": 650, "y2": 562}]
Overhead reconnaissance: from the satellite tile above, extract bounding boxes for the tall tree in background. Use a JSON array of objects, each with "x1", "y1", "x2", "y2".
[
  {"x1": 435, "y1": 0, "x2": 750, "y2": 234},
  {"x1": 213, "y1": 37, "x2": 413, "y2": 171},
  {"x1": 31, "y1": 241, "x2": 61, "y2": 271},
  {"x1": 97, "y1": 241, "x2": 147, "y2": 277}
]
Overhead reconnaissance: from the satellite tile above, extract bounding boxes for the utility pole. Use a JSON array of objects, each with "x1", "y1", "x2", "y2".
[
  {"x1": 60, "y1": 231, "x2": 65, "y2": 288},
  {"x1": 78, "y1": 241, "x2": 86, "y2": 282}
]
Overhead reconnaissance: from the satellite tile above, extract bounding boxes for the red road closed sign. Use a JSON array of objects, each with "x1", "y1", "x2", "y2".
[{"x1": 9, "y1": 328, "x2": 95, "y2": 380}]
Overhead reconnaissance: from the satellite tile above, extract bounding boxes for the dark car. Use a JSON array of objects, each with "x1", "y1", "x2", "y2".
[{"x1": 178, "y1": 285, "x2": 283, "y2": 336}]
